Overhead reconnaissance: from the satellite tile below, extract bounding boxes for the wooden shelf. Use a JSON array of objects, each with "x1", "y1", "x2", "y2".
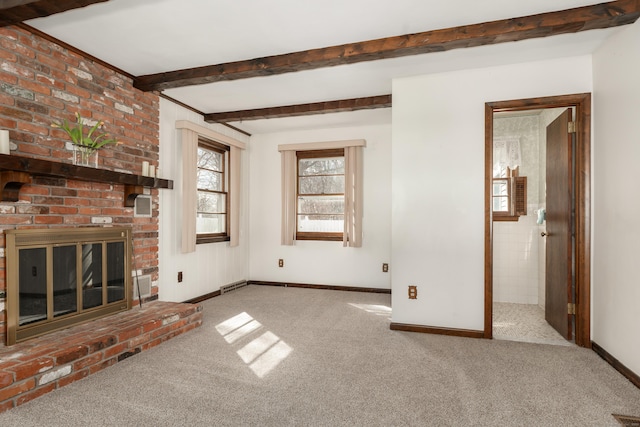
[{"x1": 0, "y1": 154, "x2": 173, "y2": 206}]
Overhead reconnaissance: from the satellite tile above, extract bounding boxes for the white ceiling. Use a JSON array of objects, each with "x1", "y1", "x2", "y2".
[{"x1": 26, "y1": 0, "x2": 620, "y2": 134}]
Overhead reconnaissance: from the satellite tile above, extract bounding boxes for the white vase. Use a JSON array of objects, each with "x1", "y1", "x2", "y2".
[{"x1": 73, "y1": 146, "x2": 98, "y2": 168}]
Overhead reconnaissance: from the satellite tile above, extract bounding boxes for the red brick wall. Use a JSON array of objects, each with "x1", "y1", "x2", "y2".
[{"x1": 0, "y1": 26, "x2": 161, "y2": 346}]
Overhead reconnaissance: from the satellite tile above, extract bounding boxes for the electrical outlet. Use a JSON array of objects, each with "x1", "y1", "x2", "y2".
[
  {"x1": 408, "y1": 285, "x2": 417, "y2": 299},
  {"x1": 382, "y1": 263, "x2": 389, "y2": 273},
  {"x1": 278, "y1": 259, "x2": 284, "y2": 268},
  {"x1": 178, "y1": 271, "x2": 183, "y2": 283}
]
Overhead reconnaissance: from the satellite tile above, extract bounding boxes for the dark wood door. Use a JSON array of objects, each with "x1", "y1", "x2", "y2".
[{"x1": 545, "y1": 109, "x2": 573, "y2": 340}]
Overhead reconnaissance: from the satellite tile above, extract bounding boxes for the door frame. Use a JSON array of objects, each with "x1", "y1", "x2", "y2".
[{"x1": 484, "y1": 93, "x2": 591, "y2": 348}]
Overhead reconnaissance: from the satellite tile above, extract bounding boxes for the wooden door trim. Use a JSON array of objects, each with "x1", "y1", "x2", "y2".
[{"x1": 484, "y1": 93, "x2": 591, "y2": 348}]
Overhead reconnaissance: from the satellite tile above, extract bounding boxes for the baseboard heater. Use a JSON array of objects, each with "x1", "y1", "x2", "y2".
[{"x1": 220, "y1": 280, "x2": 249, "y2": 295}]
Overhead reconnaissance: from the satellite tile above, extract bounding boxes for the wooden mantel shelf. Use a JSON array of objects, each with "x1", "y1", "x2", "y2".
[{"x1": 0, "y1": 154, "x2": 173, "y2": 207}]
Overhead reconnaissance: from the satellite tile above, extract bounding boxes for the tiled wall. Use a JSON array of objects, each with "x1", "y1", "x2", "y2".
[{"x1": 493, "y1": 205, "x2": 541, "y2": 304}]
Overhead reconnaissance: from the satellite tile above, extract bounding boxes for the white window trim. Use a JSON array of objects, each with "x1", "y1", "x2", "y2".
[
  {"x1": 177, "y1": 121, "x2": 245, "y2": 253},
  {"x1": 279, "y1": 139, "x2": 365, "y2": 247}
]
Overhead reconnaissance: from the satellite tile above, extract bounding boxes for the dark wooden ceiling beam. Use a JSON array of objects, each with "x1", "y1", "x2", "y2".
[
  {"x1": 134, "y1": 0, "x2": 640, "y2": 92},
  {"x1": 203, "y1": 95, "x2": 392, "y2": 123},
  {"x1": 0, "y1": 0, "x2": 110, "y2": 27}
]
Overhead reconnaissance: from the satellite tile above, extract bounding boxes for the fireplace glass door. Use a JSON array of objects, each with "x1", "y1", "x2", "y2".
[
  {"x1": 81, "y1": 243, "x2": 101, "y2": 310},
  {"x1": 6, "y1": 227, "x2": 132, "y2": 345},
  {"x1": 17, "y1": 247, "x2": 48, "y2": 326},
  {"x1": 54, "y1": 245, "x2": 78, "y2": 318}
]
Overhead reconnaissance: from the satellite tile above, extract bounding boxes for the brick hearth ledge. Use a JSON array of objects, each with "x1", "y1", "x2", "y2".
[{"x1": 0, "y1": 301, "x2": 202, "y2": 413}]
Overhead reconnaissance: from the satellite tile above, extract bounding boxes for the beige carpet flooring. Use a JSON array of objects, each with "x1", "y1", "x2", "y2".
[{"x1": 0, "y1": 285, "x2": 639, "y2": 426}]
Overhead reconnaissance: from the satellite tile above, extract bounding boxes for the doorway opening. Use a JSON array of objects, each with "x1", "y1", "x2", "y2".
[
  {"x1": 484, "y1": 93, "x2": 591, "y2": 348},
  {"x1": 492, "y1": 107, "x2": 571, "y2": 345}
]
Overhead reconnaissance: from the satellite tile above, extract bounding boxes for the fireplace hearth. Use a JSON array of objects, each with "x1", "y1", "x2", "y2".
[{"x1": 5, "y1": 227, "x2": 132, "y2": 345}]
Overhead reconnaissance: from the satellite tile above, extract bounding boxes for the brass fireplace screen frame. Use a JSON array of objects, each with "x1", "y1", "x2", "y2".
[{"x1": 5, "y1": 227, "x2": 132, "y2": 345}]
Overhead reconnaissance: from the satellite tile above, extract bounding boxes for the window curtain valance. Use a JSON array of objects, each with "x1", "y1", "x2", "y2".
[
  {"x1": 493, "y1": 138, "x2": 521, "y2": 173},
  {"x1": 177, "y1": 121, "x2": 246, "y2": 253},
  {"x1": 279, "y1": 139, "x2": 365, "y2": 247}
]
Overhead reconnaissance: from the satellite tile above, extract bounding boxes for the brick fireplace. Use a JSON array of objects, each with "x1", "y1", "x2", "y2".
[
  {"x1": 0, "y1": 25, "x2": 161, "y2": 344},
  {"x1": 0, "y1": 24, "x2": 201, "y2": 413}
]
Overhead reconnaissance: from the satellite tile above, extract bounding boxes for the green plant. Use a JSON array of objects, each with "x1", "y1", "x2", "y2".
[{"x1": 51, "y1": 112, "x2": 119, "y2": 153}]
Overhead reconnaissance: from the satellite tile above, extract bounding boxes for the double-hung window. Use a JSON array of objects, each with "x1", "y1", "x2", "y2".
[
  {"x1": 280, "y1": 139, "x2": 365, "y2": 247},
  {"x1": 177, "y1": 120, "x2": 245, "y2": 253},
  {"x1": 196, "y1": 138, "x2": 229, "y2": 243},
  {"x1": 492, "y1": 165, "x2": 527, "y2": 221},
  {"x1": 296, "y1": 149, "x2": 345, "y2": 241}
]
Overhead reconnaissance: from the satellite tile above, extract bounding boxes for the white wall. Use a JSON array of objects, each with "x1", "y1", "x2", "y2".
[
  {"x1": 592, "y1": 22, "x2": 640, "y2": 376},
  {"x1": 391, "y1": 56, "x2": 592, "y2": 330},
  {"x1": 249, "y1": 124, "x2": 391, "y2": 289},
  {"x1": 158, "y1": 98, "x2": 250, "y2": 302}
]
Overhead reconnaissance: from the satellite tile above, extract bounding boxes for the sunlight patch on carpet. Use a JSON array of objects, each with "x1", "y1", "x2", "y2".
[
  {"x1": 349, "y1": 303, "x2": 391, "y2": 319},
  {"x1": 216, "y1": 312, "x2": 254, "y2": 335},
  {"x1": 225, "y1": 319, "x2": 263, "y2": 344},
  {"x1": 216, "y1": 312, "x2": 292, "y2": 378},
  {"x1": 245, "y1": 339, "x2": 292, "y2": 378}
]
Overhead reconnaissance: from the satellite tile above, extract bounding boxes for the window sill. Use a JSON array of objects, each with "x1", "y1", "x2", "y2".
[
  {"x1": 296, "y1": 233, "x2": 343, "y2": 242},
  {"x1": 493, "y1": 215, "x2": 520, "y2": 222},
  {"x1": 196, "y1": 235, "x2": 230, "y2": 244}
]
